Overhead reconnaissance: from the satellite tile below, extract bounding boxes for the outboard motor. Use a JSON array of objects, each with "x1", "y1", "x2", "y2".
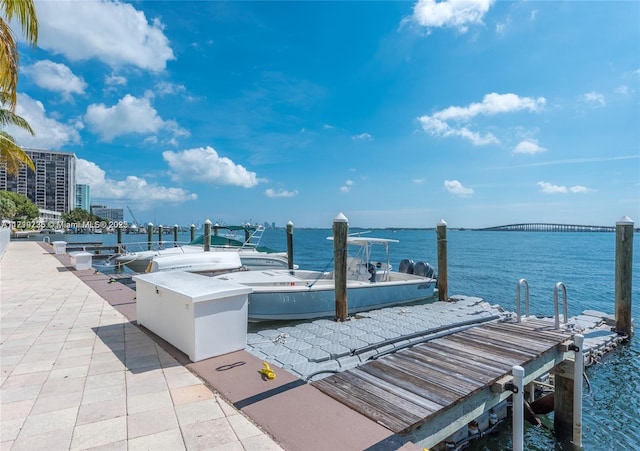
[
  {"x1": 367, "y1": 263, "x2": 377, "y2": 282},
  {"x1": 399, "y1": 259, "x2": 414, "y2": 274},
  {"x1": 413, "y1": 261, "x2": 434, "y2": 278}
]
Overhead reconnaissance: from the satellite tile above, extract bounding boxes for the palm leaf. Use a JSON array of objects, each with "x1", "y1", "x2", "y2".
[{"x1": 0, "y1": 130, "x2": 34, "y2": 175}]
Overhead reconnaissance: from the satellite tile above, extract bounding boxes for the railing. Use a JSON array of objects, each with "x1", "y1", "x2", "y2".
[
  {"x1": 515, "y1": 279, "x2": 529, "y2": 322},
  {"x1": 554, "y1": 282, "x2": 568, "y2": 329},
  {"x1": 0, "y1": 226, "x2": 10, "y2": 258},
  {"x1": 515, "y1": 279, "x2": 568, "y2": 329}
]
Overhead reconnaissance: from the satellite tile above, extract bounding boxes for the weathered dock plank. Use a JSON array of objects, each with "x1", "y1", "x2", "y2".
[{"x1": 311, "y1": 319, "x2": 575, "y2": 441}]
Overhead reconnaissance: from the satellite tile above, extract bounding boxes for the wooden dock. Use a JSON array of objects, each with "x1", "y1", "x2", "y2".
[{"x1": 311, "y1": 318, "x2": 575, "y2": 448}]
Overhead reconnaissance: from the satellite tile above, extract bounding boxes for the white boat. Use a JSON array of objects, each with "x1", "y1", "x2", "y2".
[
  {"x1": 147, "y1": 251, "x2": 244, "y2": 275},
  {"x1": 211, "y1": 236, "x2": 437, "y2": 321},
  {"x1": 115, "y1": 225, "x2": 291, "y2": 273}
]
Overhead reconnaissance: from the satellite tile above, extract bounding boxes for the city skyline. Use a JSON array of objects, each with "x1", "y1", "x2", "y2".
[{"x1": 6, "y1": 0, "x2": 640, "y2": 228}]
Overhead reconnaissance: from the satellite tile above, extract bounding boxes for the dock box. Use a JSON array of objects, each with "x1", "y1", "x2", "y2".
[
  {"x1": 133, "y1": 271, "x2": 252, "y2": 362},
  {"x1": 69, "y1": 251, "x2": 92, "y2": 270},
  {"x1": 52, "y1": 241, "x2": 67, "y2": 255}
]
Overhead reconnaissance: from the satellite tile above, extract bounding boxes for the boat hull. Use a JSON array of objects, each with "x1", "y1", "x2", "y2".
[
  {"x1": 213, "y1": 270, "x2": 436, "y2": 321},
  {"x1": 116, "y1": 246, "x2": 290, "y2": 273}
]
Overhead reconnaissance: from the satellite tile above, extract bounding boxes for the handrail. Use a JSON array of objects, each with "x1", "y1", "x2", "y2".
[
  {"x1": 553, "y1": 282, "x2": 568, "y2": 329},
  {"x1": 516, "y1": 279, "x2": 529, "y2": 322}
]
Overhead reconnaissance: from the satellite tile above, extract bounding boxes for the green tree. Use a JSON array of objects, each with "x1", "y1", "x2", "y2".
[
  {"x1": 0, "y1": 190, "x2": 38, "y2": 226},
  {"x1": 0, "y1": 0, "x2": 38, "y2": 175},
  {"x1": 62, "y1": 208, "x2": 104, "y2": 225},
  {"x1": 0, "y1": 193, "x2": 16, "y2": 219}
]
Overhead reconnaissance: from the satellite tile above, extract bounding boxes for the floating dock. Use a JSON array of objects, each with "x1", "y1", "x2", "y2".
[{"x1": 246, "y1": 299, "x2": 625, "y2": 449}]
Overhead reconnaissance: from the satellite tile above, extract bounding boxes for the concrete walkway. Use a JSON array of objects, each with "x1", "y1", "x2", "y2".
[{"x1": 1, "y1": 241, "x2": 283, "y2": 450}]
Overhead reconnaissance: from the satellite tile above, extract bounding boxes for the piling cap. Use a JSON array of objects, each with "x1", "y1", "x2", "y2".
[
  {"x1": 287, "y1": 220, "x2": 294, "y2": 226},
  {"x1": 174, "y1": 224, "x2": 178, "y2": 228},
  {"x1": 333, "y1": 212, "x2": 348, "y2": 223},
  {"x1": 617, "y1": 215, "x2": 634, "y2": 225},
  {"x1": 204, "y1": 219, "x2": 212, "y2": 225},
  {"x1": 148, "y1": 222, "x2": 153, "y2": 226},
  {"x1": 438, "y1": 219, "x2": 447, "y2": 226}
]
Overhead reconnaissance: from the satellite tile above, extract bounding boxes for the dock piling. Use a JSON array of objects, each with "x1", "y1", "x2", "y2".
[
  {"x1": 286, "y1": 221, "x2": 294, "y2": 270},
  {"x1": 190, "y1": 224, "x2": 195, "y2": 243},
  {"x1": 147, "y1": 222, "x2": 153, "y2": 250},
  {"x1": 333, "y1": 213, "x2": 348, "y2": 321},
  {"x1": 512, "y1": 365, "x2": 525, "y2": 451},
  {"x1": 615, "y1": 216, "x2": 634, "y2": 337},
  {"x1": 116, "y1": 226, "x2": 122, "y2": 253},
  {"x1": 573, "y1": 334, "x2": 584, "y2": 447},
  {"x1": 173, "y1": 224, "x2": 179, "y2": 247},
  {"x1": 204, "y1": 219, "x2": 212, "y2": 252},
  {"x1": 437, "y1": 219, "x2": 448, "y2": 301},
  {"x1": 158, "y1": 225, "x2": 163, "y2": 249}
]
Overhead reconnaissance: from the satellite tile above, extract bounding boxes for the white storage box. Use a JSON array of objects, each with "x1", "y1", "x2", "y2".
[
  {"x1": 52, "y1": 241, "x2": 67, "y2": 255},
  {"x1": 69, "y1": 251, "x2": 92, "y2": 270},
  {"x1": 133, "y1": 271, "x2": 252, "y2": 362}
]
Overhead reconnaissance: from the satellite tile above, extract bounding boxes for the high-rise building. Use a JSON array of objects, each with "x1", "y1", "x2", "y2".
[
  {"x1": 91, "y1": 205, "x2": 124, "y2": 222},
  {"x1": 76, "y1": 184, "x2": 90, "y2": 211},
  {"x1": 0, "y1": 148, "x2": 76, "y2": 214}
]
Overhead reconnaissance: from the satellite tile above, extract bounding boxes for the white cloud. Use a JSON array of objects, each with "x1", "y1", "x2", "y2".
[
  {"x1": 340, "y1": 179, "x2": 354, "y2": 193},
  {"x1": 352, "y1": 132, "x2": 373, "y2": 141},
  {"x1": 444, "y1": 179, "x2": 474, "y2": 196},
  {"x1": 163, "y1": 146, "x2": 261, "y2": 188},
  {"x1": 33, "y1": 0, "x2": 174, "y2": 72},
  {"x1": 413, "y1": 178, "x2": 425, "y2": 184},
  {"x1": 411, "y1": 0, "x2": 495, "y2": 33},
  {"x1": 105, "y1": 74, "x2": 127, "y2": 87},
  {"x1": 155, "y1": 81, "x2": 187, "y2": 96},
  {"x1": 580, "y1": 91, "x2": 605, "y2": 108},
  {"x1": 434, "y1": 93, "x2": 546, "y2": 121},
  {"x1": 569, "y1": 185, "x2": 590, "y2": 193},
  {"x1": 537, "y1": 181, "x2": 592, "y2": 194},
  {"x1": 6, "y1": 93, "x2": 81, "y2": 148},
  {"x1": 265, "y1": 188, "x2": 298, "y2": 198},
  {"x1": 84, "y1": 94, "x2": 188, "y2": 142},
  {"x1": 21, "y1": 60, "x2": 87, "y2": 101},
  {"x1": 418, "y1": 93, "x2": 545, "y2": 146},
  {"x1": 76, "y1": 159, "x2": 197, "y2": 206},
  {"x1": 513, "y1": 140, "x2": 546, "y2": 155},
  {"x1": 614, "y1": 85, "x2": 629, "y2": 95}
]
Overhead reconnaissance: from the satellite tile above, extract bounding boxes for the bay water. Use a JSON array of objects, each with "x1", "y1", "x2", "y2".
[{"x1": 43, "y1": 228, "x2": 639, "y2": 450}]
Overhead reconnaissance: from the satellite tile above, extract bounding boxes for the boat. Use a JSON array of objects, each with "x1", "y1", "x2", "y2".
[
  {"x1": 115, "y1": 224, "x2": 291, "y2": 273},
  {"x1": 147, "y1": 251, "x2": 244, "y2": 275},
  {"x1": 210, "y1": 236, "x2": 437, "y2": 321}
]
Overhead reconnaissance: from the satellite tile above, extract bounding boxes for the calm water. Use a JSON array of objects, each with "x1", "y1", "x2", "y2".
[{"x1": 35, "y1": 228, "x2": 640, "y2": 450}]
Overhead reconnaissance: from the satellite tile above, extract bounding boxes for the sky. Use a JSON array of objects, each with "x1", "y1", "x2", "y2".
[{"x1": 7, "y1": 0, "x2": 640, "y2": 229}]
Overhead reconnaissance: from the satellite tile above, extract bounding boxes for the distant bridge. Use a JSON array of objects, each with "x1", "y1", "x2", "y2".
[{"x1": 475, "y1": 223, "x2": 616, "y2": 232}]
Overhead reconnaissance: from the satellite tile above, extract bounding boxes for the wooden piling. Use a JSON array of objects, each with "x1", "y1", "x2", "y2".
[
  {"x1": 173, "y1": 224, "x2": 179, "y2": 247},
  {"x1": 333, "y1": 213, "x2": 348, "y2": 321},
  {"x1": 615, "y1": 216, "x2": 634, "y2": 337},
  {"x1": 437, "y1": 219, "x2": 448, "y2": 301},
  {"x1": 158, "y1": 224, "x2": 163, "y2": 249},
  {"x1": 286, "y1": 221, "x2": 294, "y2": 270},
  {"x1": 116, "y1": 226, "x2": 122, "y2": 253},
  {"x1": 203, "y1": 219, "x2": 211, "y2": 252},
  {"x1": 553, "y1": 358, "x2": 575, "y2": 443},
  {"x1": 190, "y1": 224, "x2": 196, "y2": 243},
  {"x1": 147, "y1": 222, "x2": 153, "y2": 251}
]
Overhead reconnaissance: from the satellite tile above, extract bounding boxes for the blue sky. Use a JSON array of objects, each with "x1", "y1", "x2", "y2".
[{"x1": 8, "y1": 0, "x2": 640, "y2": 228}]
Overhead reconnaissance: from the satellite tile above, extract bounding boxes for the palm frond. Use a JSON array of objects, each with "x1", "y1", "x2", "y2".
[
  {"x1": 0, "y1": 18, "x2": 18, "y2": 110},
  {"x1": 0, "y1": 104, "x2": 34, "y2": 134},
  {"x1": 1, "y1": 0, "x2": 38, "y2": 45},
  {"x1": 0, "y1": 131, "x2": 34, "y2": 175}
]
